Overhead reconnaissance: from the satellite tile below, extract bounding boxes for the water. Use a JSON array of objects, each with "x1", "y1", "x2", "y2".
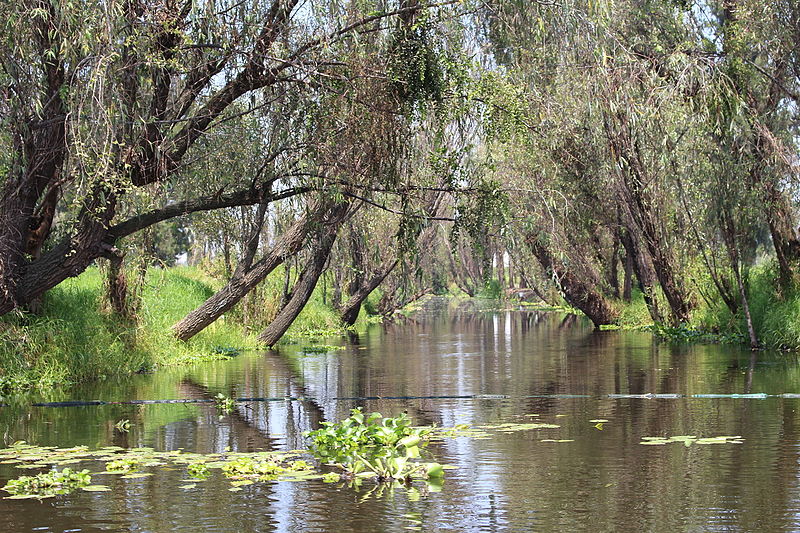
[{"x1": 2, "y1": 298, "x2": 800, "y2": 532}]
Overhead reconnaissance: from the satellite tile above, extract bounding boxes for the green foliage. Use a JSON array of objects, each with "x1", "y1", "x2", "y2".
[
  {"x1": 221, "y1": 456, "x2": 314, "y2": 481},
  {"x1": 478, "y1": 279, "x2": 502, "y2": 299},
  {"x1": 695, "y1": 264, "x2": 800, "y2": 350},
  {"x1": 187, "y1": 462, "x2": 210, "y2": 479},
  {"x1": 305, "y1": 408, "x2": 441, "y2": 482},
  {"x1": 646, "y1": 323, "x2": 747, "y2": 345},
  {"x1": 3, "y1": 468, "x2": 92, "y2": 499},
  {"x1": 213, "y1": 393, "x2": 236, "y2": 414},
  {"x1": 0, "y1": 267, "x2": 258, "y2": 395},
  {"x1": 616, "y1": 290, "x2": 655, "y2": 329},
  {"x1": 106, "y1": 458, "x2": 141, "y2": 473}
]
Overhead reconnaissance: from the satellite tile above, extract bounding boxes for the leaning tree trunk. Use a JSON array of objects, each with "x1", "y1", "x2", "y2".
[
  {"x1": 339, "y1": 259, "x2": 399, "y2": 326},
  {"x1": 526, "y1": 236, "x2": 618, "y2": 328},
  {"x1": 721, "y1": 212, "x2": 759, "y2": 350},
  {"x1": 258, "y1": 226, "x2": 340, "y2": 346},
  {"x1": 618, "y1": 226, "x2": 662, "y2": 322},
  {"x1": 172, "y1": 214, "x2": 314, "y2": 341}
]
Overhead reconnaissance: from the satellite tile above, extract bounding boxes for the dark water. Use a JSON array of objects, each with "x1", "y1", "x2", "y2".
[{"x1": 2, "y1": 299, "x2": 800, "y2": 532}]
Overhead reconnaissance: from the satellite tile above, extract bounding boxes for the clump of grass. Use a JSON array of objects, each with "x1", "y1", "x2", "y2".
[
  {"x1": 616, "y1": 289, "x2": 653, "y2": 329},
  {"x1": 694, "y1": 264, "x2": 800, "y2": 350}
]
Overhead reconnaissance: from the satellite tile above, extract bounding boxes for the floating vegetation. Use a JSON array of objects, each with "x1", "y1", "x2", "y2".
[
  {"x1": 0, "y1": 414, "x2": 571, "y2": 501},
  {"x1": 306, "y1": 409, "x2": 444, "y2": 483},
  {"x1": 300, "y1": 345, "x2": 345, "y2": 354},
  {"x1": 428, "y1": 423, "x2": 491, "y2": 440},
  {"x1": 213, "y1": 393, "x2": 236, "y2": 414},
  {"x1": 322, "y1": 472, "x2": 341, "y2": 483},
  {"x1": 2, "y1": 468, "x2": 92, "y2": 499},
  {"x1": 221, "y1": 456, "x2": 319, "y2": 483},
  {"x1": 211, "y1": 346, "x2": 241, "y2": 357},
  {"x1": 639, "y1": 435, "x2": 744, "y2": 446},
  {"x1": 186, "y1": 462, "x2": 210, "y2": 479},
  {"x1": 479, "y1": 422, "x2": 561, "y2": 432},
  {"x1": 106, "y1": 458, "x2": 141, "y2": 473}
]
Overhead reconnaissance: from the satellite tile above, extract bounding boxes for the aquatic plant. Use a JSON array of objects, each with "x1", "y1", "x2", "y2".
[
  {"x1": 211, "y1": 346, "x2": 241, "y2": 357},
  {"x1": 106, "y1": 458, "x2": 141, "y2": 473},
  {"x1": 300, "y1": 344, "x2": 345, "y2": 354},
  {"x1": 306, "y1": 409, "x2": 443, "y2": 482},
  {"x1": 220, "y1": 455, "x2": 319, "y2": 485},
  {"x1": 2, "y1": 468, "x2": 92, "y2": 499},
  {"x1": 214, "y1": 393, "x2": 236, "y2": 414},
  {"x1": 639, "y1": 435, "x2": 744, "y2": 446},
  {"x1": 186, "y1": 462, "x2": 210, "y2": 479}
]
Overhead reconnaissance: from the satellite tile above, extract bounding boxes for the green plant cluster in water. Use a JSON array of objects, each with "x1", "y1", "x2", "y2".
[
  {"x1": 306, "y1": 408, "x2": 444, "y2": 482},
  {"x1": 214, "y1": 393, "x2": 236, "y2": 414},
  {"x1": 105, "y1": 458, "x2": 142, "y2": 473},
  {"x1": 222, "y1": 457, "x2": 315, "y2": 483},
  {"x1": 0, "y1": 441, "x2": 325, "y2": 497},
  {"x1": 2, "y1": 467, "x2": 92, "y2": 499},
  {"x1": 300, "y1": 344, "x2": 346, "y2": 355}
]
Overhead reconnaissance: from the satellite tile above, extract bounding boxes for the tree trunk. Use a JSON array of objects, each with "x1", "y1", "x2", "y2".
[
  {"x1": 496, "y1": 245, "x2": 506, "y2": 295},
  {"x1": 258, "y1": 226, "x2": 339, "y2": 346},
  {"x1": 0, "y1": 0, "x2": 68, "y2": 313},
  {"x1": 172, "y1": 213, "x2": 315, "y2": 341},
  {"x1": 339, "y1": 259, "x2": 399, "y2": 326},
  {"x1": 619, "y1": 226, "x2": 662, "y2": 323},
  {"x1": 526, "y1": 235, "x2": 619, "y2": 327},
  {"x1": 622, "y1": 251, "x2": 633, "y2": 302},
  {"x1": 106, "y1": 252, "x2": 131, "y2": 318},
  {"x1": 608, "y1": 234, "x2": 620, "y2": 299},
  {"x1": 721, "y1": 212, "x2": 759, "y2": 350},
  {"x1": 603, "y1": 102, "x2": 694, "y2": 324}
]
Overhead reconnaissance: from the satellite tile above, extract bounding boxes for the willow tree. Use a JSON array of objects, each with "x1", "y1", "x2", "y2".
[{"x1": 0, "y1": 0, "x2": 463, "y2": 318}]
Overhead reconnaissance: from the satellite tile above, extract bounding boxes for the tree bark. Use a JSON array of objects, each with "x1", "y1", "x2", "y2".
[
  {"x1": 172, "y1": 213, "x2": 313, "y2": 341},
  {"x1": 526, "y1": 235, "x2": 619, "y2": 327},
  {"x1": 106, "y1": 252, "x2": 131, "y2": 318},
  {"x1": 622, "y1": 251, "x2": 633, "y2": 302},
  {"x1": 258, "y1": 223, "x2": 341, "y2": 346},
  {"x1": 721, "y1": 212, "x2": 759, "y2": 350},
  {"x1": 619, "y1": 226, "x2": 662, "y2": 323},
  {"x1": 496, "y1": 245, "x2": 506, "y2": 295},
  {"x1": 339, "y1": 259, "x2": 399, "y2": 325}
]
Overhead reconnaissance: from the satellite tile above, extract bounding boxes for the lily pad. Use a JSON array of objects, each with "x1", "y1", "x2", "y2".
[{"x1": 82, "y1": 485, "x2": 112, "y2": 492}]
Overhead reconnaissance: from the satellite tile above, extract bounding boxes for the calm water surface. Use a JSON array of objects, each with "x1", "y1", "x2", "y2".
[{"x1": 2, "y1": 299, "x2": 800, "y2": 532}]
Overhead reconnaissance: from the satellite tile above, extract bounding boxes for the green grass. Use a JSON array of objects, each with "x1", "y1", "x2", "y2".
[
  {"x1": 0, "y1": 266, "x2": 261, "y2": 394},
  {"x1": 615, "y1": 289, "x2": 653, "y2": 329},
  {"x1": 0, "y1": 264, "x2": 387, "y2": 395},
  {"x1": 692, "y1": 264, "x2": 800, "y2": 350}
]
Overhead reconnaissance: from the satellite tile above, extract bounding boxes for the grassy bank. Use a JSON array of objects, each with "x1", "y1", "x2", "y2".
[
  {"x1": 691, "y1": 264, "x2": 800, "y2": 350},
  {"x1": 0, "y1": 265, "x2": 370, "y2": 396},
  {"x1": 588, "y1": 262, "x2": 800, "y2": 350}
]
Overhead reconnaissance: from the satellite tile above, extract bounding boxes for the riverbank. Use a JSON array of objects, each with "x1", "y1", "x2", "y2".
[
  {"x1": 557, "y1": 264, "x2": 800, "y2": 351},
  {"x1": 3, "y1": 263, "x2": 797, "y2": 397},
  {"x1": 0, "y1": 266, "x2": 354, "y2": 396}
]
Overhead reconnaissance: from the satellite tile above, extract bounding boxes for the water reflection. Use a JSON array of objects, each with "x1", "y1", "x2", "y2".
[{"x1": 2, "y1": 299, "x2": 800, "y2": 531}]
